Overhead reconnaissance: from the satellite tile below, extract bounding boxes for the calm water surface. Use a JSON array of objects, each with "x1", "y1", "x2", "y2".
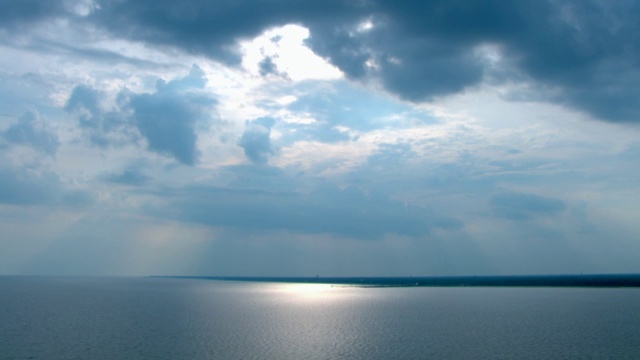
[{"x1": 1, "y1": 276, "x2": 639, "y2": 359}]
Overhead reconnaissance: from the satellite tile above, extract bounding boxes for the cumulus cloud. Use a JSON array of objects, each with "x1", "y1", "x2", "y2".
[
  {"x1": 127, "y1": 65, "x2": 215, "y2": 165},
  {"x1": 239, "y1": 117, "x2": 276, "y2": 163},
  {"x1": 65, "y1": 65, "x2": 216, "y2": 165},
  {"x1": 64, "y1": 85, "x2": 131, "y2": 147}
]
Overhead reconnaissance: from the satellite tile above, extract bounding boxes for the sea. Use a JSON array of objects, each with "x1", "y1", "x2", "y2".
[{"x1": 1, "y1": 276, "x2": 639, "y2": 359}]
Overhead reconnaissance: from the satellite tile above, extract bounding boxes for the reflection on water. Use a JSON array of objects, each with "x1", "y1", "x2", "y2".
[
  {"x1": 187, "y1": 281, "x2": 375, "y2": 359},
  {"x1": 1, "y1": 277, "x2": 640, "y2": 359},
  {"x1": 269, "y1": 282, "x2": 338, "y2": 297}
]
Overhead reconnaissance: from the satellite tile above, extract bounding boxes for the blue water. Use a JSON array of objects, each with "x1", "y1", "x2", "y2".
[{"x1": 1, "y1": 276, "x2": 639, "y2": 359}]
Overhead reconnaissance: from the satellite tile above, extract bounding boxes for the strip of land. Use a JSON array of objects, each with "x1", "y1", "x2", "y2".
[{"x1": 152, "y1": 274, "x2": 640, "y2": 287}]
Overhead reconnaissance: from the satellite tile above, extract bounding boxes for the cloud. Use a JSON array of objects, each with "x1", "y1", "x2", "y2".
[
  {"x1": 126, "y1": 65, "x2": 214, "y2": 165},
  {"x1": 239, "y1": 117, "x2": 276, "y2": 163},
  {"x1": 100, "y1": 168, "x2": 150, "y2": 186},
  {"x1": 0, "y1": 0, "x2": 66, "y2": 29},
  {"x1": 82, "y1": 0, "x2": 640, "y2": 123},
  {"x1": 372, "y1": 0, "x2": 640, "y2": 122},
  {"x1": 258, "y1": 56, "x2": 279, "y2": 77},
  {"x1": 307, "y1": 0, "x2": 640, "y2": 123},
  {"x1": 65, "y1": 85, "x2": 101, "y2": 115},
  {"x1": 491, "y1": 192, "x2": 567, "y2": 221},
  {"x1": 0, "y1": 163, "x2": 93, "y2": 206},
  {"x1": 2, "y1": 111, "x2": 59, "y2": 154},
  {"x1": 28, "y1": 39, "x2": 171, "y2": 68},
  {"x1": 305, "y1": 8, "x2": 487, "y2": 100},
  {"x1": 90, "y1": 0, "x2": 364, "y2": 64},
  {"x1": 156, "y1": 175, "x2": 462, "y2": 240},
  {"x1": 64, "y1": 65, "x2": 216, "y2": 164},
  {"x1": 64, "y1": 85, "x2": 131, "y2": 147},
  {"x1": 0, "y1": 165, "x2": 57, "y2": 205}
]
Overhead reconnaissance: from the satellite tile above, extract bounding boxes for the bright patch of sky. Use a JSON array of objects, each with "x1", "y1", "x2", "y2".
[{"x1": 240, "y1": 24, "x2": 343, "y2": 81}]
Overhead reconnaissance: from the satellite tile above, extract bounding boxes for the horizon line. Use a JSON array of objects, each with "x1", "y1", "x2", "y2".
[{"x1": 150, "y1": 273, "x2": 640, "y2": 288}]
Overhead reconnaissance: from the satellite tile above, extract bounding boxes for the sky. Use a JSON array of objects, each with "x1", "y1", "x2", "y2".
[{"x1": 1, "y1": 0, "x2": 639, "y2": 276}]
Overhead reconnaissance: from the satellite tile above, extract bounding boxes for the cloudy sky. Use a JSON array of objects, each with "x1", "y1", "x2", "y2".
[{"x1": 1, "y1": 0, "x2": 639, "y2": 276}]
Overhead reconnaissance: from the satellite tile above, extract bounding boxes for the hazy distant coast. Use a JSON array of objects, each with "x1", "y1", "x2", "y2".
[{"x1": 153, "y1": 274, "x2": 640, "y2": 288}]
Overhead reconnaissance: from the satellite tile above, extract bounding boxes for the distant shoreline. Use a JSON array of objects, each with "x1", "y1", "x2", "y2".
[{"x1": 151, "y1": 274, "x2": 640, "y2": 288}]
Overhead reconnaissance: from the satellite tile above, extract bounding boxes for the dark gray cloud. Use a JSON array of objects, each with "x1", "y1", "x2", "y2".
[
  {"x1": 310, "y1": 0, "x2": 640, "y2": 121},
  {"x1": 90, "y1": 0, "x2": 363, "y2": 64},
  {"x1": 305, "y1": 1, "x2": 492, "y2": 100},
  {"x1": 239, "y1": 117, "x2": 276, "y2": 163},
  {"x1": 82, "y1": 0, "x2": 640, "y2": 123},
  {"x1": 491, "y1": 192, "x2": 566, "y2": 221},
  {"x1": 2, "y1": 111, "x2": 59, "y2": 154},
  {"x1": 0, "y1": 0, "x2": 66, "y2": 29},
  {"x1": 493, "y1": 1, "x2": 640, "y2": 122}
]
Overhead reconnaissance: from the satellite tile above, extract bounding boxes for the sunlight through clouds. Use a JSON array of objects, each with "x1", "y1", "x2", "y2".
[{"x1": 240, "y1": 24, "x2": 343, "y2": 81}]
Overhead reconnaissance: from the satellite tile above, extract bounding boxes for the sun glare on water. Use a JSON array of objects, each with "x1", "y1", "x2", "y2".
[{"x1": 269, "y1": 283, "x2": 342, "y2": 301}]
